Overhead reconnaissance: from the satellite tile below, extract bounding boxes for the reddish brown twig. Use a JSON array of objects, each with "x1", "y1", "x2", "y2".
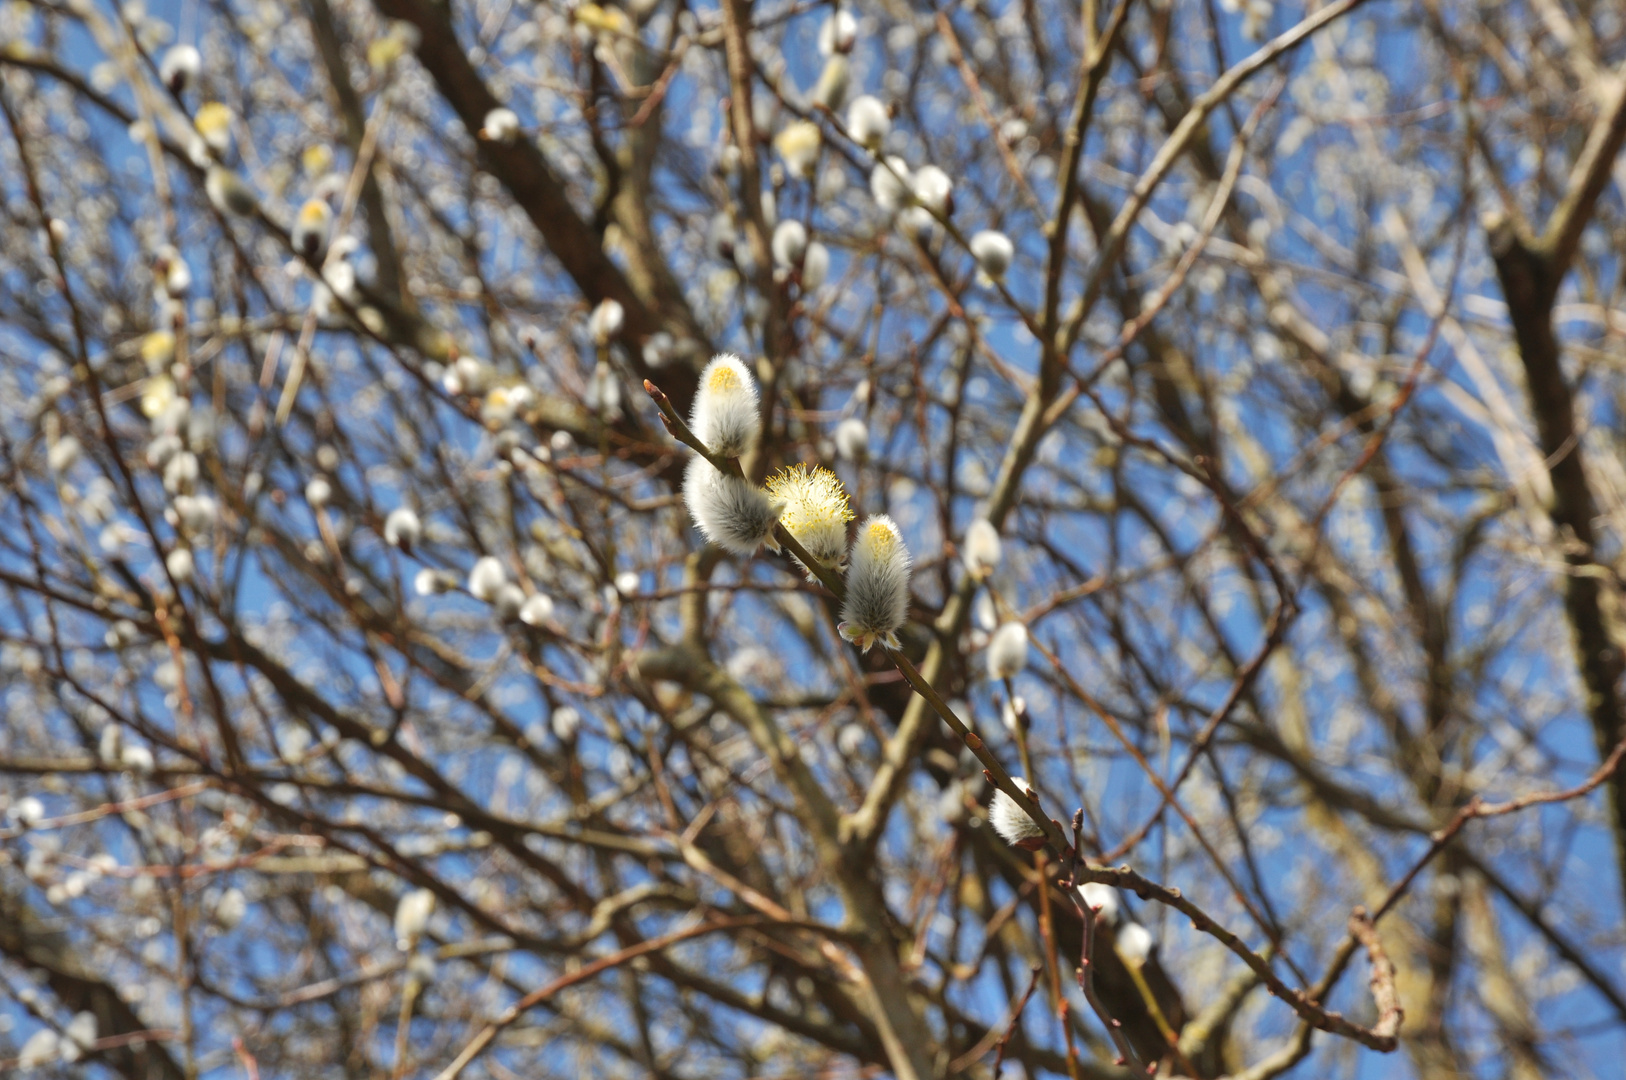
[{"x1": 1348, "y1": 909, "x2": 1403, "y2": 1045}]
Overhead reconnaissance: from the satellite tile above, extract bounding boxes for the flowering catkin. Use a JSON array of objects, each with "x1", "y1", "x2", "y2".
[
  {"x1": 846, "y1": 95, "x2": 889, "y2": 149},
  {"x1": 772, "y1": 220, "x2": 808, "y2": 268},
  {"x1": 1116, "y1": 921, "x2": 1154, "y2": 964},
  {"x1": 970, "y1": 230, "x2": 1014, "y2": 281},
  {"x1": 838, "y1": 514, "x2": 910, "y2": 652},
  {"x1": 962, "y1": 518, "x2": 1003, "y2": 579},
  {"x1": 989, "y1": 775, "x2": 1046, "y2": 848},
  {"x1": 383, "y1": 507, "x2": 420, "y2": 552},
  {"x1": 467, "y1": 556, "x2": 506, "y2": 601},
  {"x1": 683, "y1": 458, "x2": 784, "y2": 557},
  {"x1": 912, "y1": 166, "x2": 953, "y2": 216},
  {"x1": 690, "y1": 354, "x2": 761, "y2": 457},
  {"x1": 1078, "y1": 881, "x2": 1120, "y2": 925},
  {"x1": 987, "y1": 621, "x2": 1028, "y2": 680},
  {"x1": 765, "y1": 464, "x2": 853, "y2": 576},
  {"x1": 394, "y1": 888, "x2": 436, "y2": 950}
]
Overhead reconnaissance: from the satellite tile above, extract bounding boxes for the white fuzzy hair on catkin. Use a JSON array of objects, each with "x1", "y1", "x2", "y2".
[
  {"x1": 1077, "y1": 881, "x2": 1120, "y2": 925},
  {"x1": 962, "y1": 518, "x2": 1003, "y2": 579},
  {"x1": 987, "y1": 621, "x2": 1029, "y2": 680},
  {"x1": 1115, "y1": 921, "x2": 1154, "y2": 965},
  {"x1": 989, "y1": 775, "x2": 1045, "y2": 847},
  {"x1": 838, "y1": 514, "x2": 911, "y2": 652},
  {"x1": 683, "y1": 458, "x2": 784, "y2": 557},
  {"x1": 690, "y1": 354, "x2": 761, "y2": 457}
]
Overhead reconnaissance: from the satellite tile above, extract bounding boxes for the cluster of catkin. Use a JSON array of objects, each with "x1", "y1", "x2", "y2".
[{"x1": 681, "y1": 355, "x2": 909, "y2": 654}]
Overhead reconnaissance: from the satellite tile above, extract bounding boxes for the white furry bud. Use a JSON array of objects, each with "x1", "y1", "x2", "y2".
[
  {"x1": 414, "y1": 568, "x2": 455, "y2": 596},
  {"x1": 384, "y1": 507, "x2": 420, "y2": 551},
  {"x1": 774, "y1": 121, "x2": 822, "y2": 179},
  {"x1": 213, "y1": 887, "x2": 247, "y2": 930},
  {"x1": 394, "y1": 888, "x2": 436, "y2": 950},
  {"x1": 772, "y1": 220, "x2": 808, "y2": 269},
  {"x1": 1116, "y1": 921, "x2": 1154, "y2": 965},
  {"x1": 204, "y1": 165, "x2": 257, "y2": 217},
  {"x1": 481, "y1": 107, "x2": 521, "y2": 144},
  {"x1": 551, "y1": 706, "x2": 581, "y2": 741},
  {"x1": 305, "y1": 476, "x2": 332, "y2": 508},
  {"x1": 838, "y1": 514, "x2": 910, "y2": 652},
  {"x1": 467, "y1": 556, "x2": 507, "y2": 601},
  {"x1": 160, "y1": 44, "x2": 201, "y2": 92},
  {"x1": 989, "y1": 775, "x2": 1045, "y2": 848},
  {"x1": 818, "y1": 10, "x2": 857, "y2": 54},
  {"x1": 588, "y1": 298, "x2": 624, "y2": 344},
  {"x1": 165, "y1": 546, "x2": 195, "y2": 583},
  {"x1": 689, "y1": 354, "x2": 761, "y2": 457},
  {"x1": 802, "y1": 241, "x2": 830, "y2": 289},
  {"x1": 846, "y1": 95, "x2": 889, "y2": 149},
  {"x1": 970, "y1": 230, "x2": 1014, "y2": 282},
  {"x1": 1078, "y1": 881, "x2": 1120, "y2": 925},
  {"x1": 963, "y1": 518, "x2": 1003, "y2": 579},
  {"x1": 987, "y1": 622, "x2": 1028, "y2": 680},
  {"x1": 912, "y1": 165, "x2": 953, "y2": 216},
  {"x1": 519, "y1": 592, "x2": 555, "y2": 626},
  {"x1": 870, "y1": 157, "x2": 911, "y2": 213},
  {"x1": 811, "y1": 54, "x2": 850, "y2": 110},
  {"x1": 834, "y1": 417, "x2": 869, "y2": 462},
  {"x1": 682, "y1": 458, "x2": 784, "y2": 557}
]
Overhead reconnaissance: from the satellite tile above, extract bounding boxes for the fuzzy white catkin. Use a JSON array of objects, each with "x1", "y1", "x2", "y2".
[
  {"x1": 834, "y1": 417, "x2": 869, "y2": 462},
  {"x1": 811, "y1": 54, "x2": 850, "y2": 110},
  {"x1": 384, "y1": 507, "x2": 420, "y2": 550},
  {"x1": 989, "y1": 776, "x2": 1045, "y2": 847},
  {"x1": 160, "y1": 44, "x2": 201, "y2": 91},
  {"x1": 482, "y1": 107, "x2": 521, "y2": 144},
  {"x1": 970, "y1": 230, "x2": 1015, "y2": 281},
  {"x1": 205, "y1": 165, "x2": 257, "y2": 217},
  {"x1": 1078, "y1": 881, "x2": 1121, "y2": 925},
  {"x1": 414, "y1": 568, "x2": 451, "y2": 596},
  {"x1": 963, "y1": 518, "x2": 1003, "y2": 579},
  {"x1": 838, "y1": 515, "x2": 911, "y2": 652},
  {"x1": 897, "y1": 206, "x2": 934, "y2": 241},
  {"x1": 987, "y1": 622, "x2": 1028, "y2": 680},
  {"x1": 18, "y1": 1028, "x2": 59, "y2": 1069},
  {"x1": 774, "y1": 121, "x2": 822, "y2": 179},
  {"x1": 395, "y1": 888, "x2": 436, "y2": 950},
  {"x1": 772, "y1": 220, "x2": 808, "y2": 268},
  {"x1": 551, "y1": 706, "x2": 582, "y2": 741},
  {"x1": 121, "y1": 744, "x2": 155, "y2": 773},
  {"x1": 818, "y1": 9, "x2": 857, "y2": 54},
  {"x1": 48, "y1": 435, "x2": 80, "y2": 473},
  {"x1": 214, "y1": 887, "x2": 247, "y2": 930},
  {"x1": 802, "y1": 241, "x2": 831, "y2": 289},
  {"x1": 588, "y1": 298, "x2": 625, "y2": 344},
  {"x1": 519, "y1": 592, "x2": 554, "y2": 626},
  {"x1": 306, "y1": 476, "x2": 332, "y2": 507},
  {"x1": 846, "y1": 95, "x2": 889, "y2": 149},
  {"x1": 870, "y1": 157, "x2": 912, "y2": 213},
  {"x1": 63, "y1": 1011, "x2": 97, "y2": 1054},
  {"x1": 765, "y1": 464, "x2": 853, "y2": 573},
  {"x1": 1116, "y1": 921, "x2": 1154, "y2": 964},
  {"x1": 166, "y1": 546, "x2": 195, "y2": 583},
  {"x1": 690, "y1": 354, "x2": 761, "y2": 456},
  {"x1": 99, "y1": 723, "x2": 122, "y2": 764},
  {"x1": 493, "y1": 584, "x2": 526, "y2": 620},
  {"x1": 683, "y1": 458, "x2": 784, "y2": 557},
  {"x1": 912, "y1": 165, "x2": 953, "y2": 215},
  {"x1": 467, "y1": 556, "x2": 507, "y2": 601}
]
